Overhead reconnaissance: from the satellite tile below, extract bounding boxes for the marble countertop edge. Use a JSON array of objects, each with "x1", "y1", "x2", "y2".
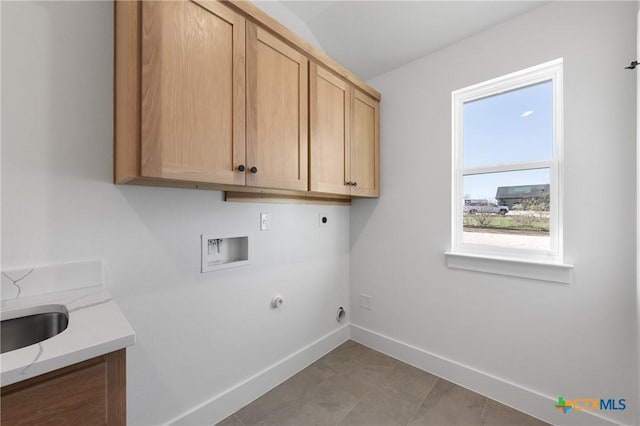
[{"x1": 1, "y1": 286, "x2": 135, "y2": 387}]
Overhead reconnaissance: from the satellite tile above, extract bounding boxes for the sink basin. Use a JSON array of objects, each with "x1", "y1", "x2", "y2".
[{"x1": 1, "y1": 305, "x2": 69, "y2": 354}]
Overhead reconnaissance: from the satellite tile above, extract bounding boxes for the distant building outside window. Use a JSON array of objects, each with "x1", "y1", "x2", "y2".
[{"x1": 451, "y1": 59, "x2": 563, "y2": 262}]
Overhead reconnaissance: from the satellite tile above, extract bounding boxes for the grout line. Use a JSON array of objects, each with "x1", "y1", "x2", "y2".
[
  {"x1": 333, "y1": 344, "x2": 400, "y2": 425},
  {"x1": 356, "y1": 380, "x2": 377, "y2": 403},
  {"x1": 480, "y1": 397, "x2": 489, "y2": 420},
  {"x1": 406, "y1": 377, "x2": 440, "y2": 426},
  {"x1": 405, "y1": 402, "x2": 422, "y2": 425},
  {"x1": 334, "y1": 361, "x2": 376, "y2": 424},
  {"x1": 231, "y1": 414, "x2": 245, "y2": 426}
]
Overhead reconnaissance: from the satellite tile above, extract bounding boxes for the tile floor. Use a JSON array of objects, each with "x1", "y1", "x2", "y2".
[{"x1": 217, "y1": 341, "x2": 549, "y2": 426}]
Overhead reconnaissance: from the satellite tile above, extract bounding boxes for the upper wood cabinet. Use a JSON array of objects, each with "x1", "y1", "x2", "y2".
[
  {"x1": 310, "y1": 63, "x2": 351, "y2": 195},
  {"x1": 140, "y1": 0, "x2": 246, "y2": 185},
  {"x1": 115, "y1": 0, "x2": 380, "y2": 201},
  {"x1": 310, "y1": 64, "x2": 379, "y2": 197},
  {"x1": 351, "y1": 89, "x2": 380, "y2": 197},
  {"x1": 246, "y1": 23, "x2": 308, "y2": 191}
]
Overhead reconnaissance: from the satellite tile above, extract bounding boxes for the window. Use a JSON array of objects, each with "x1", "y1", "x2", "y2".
[{"x1": 451, "y1": 59, "x2": 564, "y2": 264}]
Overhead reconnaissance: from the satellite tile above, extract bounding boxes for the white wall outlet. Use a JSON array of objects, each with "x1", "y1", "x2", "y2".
[
  {"x1": 260, "y1": 213, "x2": 271, "y2": 231},
  {"x1": 359, "y1": 294, "x2": 372, "y2": 311},
  {"x1": 319, "y1": 212, "x2": 329, "y2": 227}
]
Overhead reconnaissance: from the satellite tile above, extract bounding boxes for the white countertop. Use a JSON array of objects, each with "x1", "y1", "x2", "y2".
[{"x1": 1, "y1": 285, "x2": 135, "y2": 386}]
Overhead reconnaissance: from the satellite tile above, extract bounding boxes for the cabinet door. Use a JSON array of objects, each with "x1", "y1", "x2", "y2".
[
  {"x1": 309, "y1": 63, "x2": 351, "y2": 195},
  {"x1": 351, "y1": 90, "x2": 380, "y2": 197},
  {"x1": 141, "y1": 0, "x2": 245, "y2": 185},
  {"x1": 246, "y1": 23, "x2": 308, "y2": 191},
  {"x1": 1, "y1": 350, "x2": 125, "y2": 426}
]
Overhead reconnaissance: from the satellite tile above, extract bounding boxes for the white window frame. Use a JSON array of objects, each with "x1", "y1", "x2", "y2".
[{"x1": 450, "y1": 59, "x2": 564, "y2": 265}]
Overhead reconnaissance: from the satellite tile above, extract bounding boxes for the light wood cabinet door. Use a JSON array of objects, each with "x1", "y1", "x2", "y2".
[
  {"x1": 141, "y1": 0, "x2": 246, "y2": 185},
  {"x1": 246, "y1": 23, "x2": 308, "y2": 191},
  {"x1": 310, "y1": 66, "x2": 379, "y2": 198},
  {"x1": 310, "y1": 63, "x2": 351, "y2": 195},
  {"x1": 351, "y1": 89, "x2": 380, "y2": 197}
]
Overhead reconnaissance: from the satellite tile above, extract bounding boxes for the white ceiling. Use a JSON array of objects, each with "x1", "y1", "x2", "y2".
[{"x1": 281, "y1": 1, "x2": 547, "y2": 80}]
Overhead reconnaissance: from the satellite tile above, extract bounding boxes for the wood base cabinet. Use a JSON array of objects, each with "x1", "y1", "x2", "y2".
[
  {"x1": 1, "y1": 350, "x2": 126, "y2": 426},
  {"x1": 310, "y1": 63, "x2": 380, "y2": 197}
]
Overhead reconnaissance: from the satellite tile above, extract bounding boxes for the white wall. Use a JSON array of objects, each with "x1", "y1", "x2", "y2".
[
  {"x1": 252, "y1": 0, "x2": 324, "y2": 52},
  {"x1": 352, "y1": 1, "x2": 636, "y2": 425},
  {"x1": 1, "y1": 2, "x2": 348, "y2": 425}
]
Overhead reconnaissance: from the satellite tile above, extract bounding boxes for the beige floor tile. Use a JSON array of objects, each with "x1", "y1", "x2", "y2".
[
  {"x1": 321, "y1": 362, "x2": 390, "y2": 399},
  {"x1": 481, "y1": 399, "x2": 550, "y2": 426},
  {"x1": 234, "y1": 390, "x2": 290, "y2": 426},
  {"x1": 316, "y1": 347, "x2": 397, "y2": 400},
  {"x1": 384, "y1": 362, "x2": 439, "y2": 402},
  {"x1": 280, "y1": 365, "x2": 333, "y2": 396},
  {"x1": 235, "y1": 365, "x2": 329, "y2": 424},
  {"x1": 312, "y1": 341, "x2": 367, "y2": 373},
  {"x1": 361, "y1": 386, "x2": 423, "y2": 425},
  {"x1": 355, "y1": 348, "x2": 398, "y2": 370},
  {"x1": 268, "y1": 400, "x2": 356, "y2": 426},
  {"x1": 409, "y1": 379, "x2": 486, "y2": 426},
  {"x1": 266, "y1": 384, "x2": 360, "y2": 426},
  {"x1": 307, "y1": 379, "x2": 362, "y2": 407},
  {"x1": 339, "y1": 398, "x2": 402, "y2": 426},
  {"x1": 338, "y1": 340, "x2": 369, "y2": 354},
  {"x1": 234, "y1": 385, "x2": 299, "y2": 424},
  {"x1": 332, "y1": 341, "x2": 369, "y2": 362},
  {"x1": 227, "y1": 343, "x2": 544, "y2": 426},
  {"x1": 216, "y1": 413, "x2": 245, "y2": 426}
]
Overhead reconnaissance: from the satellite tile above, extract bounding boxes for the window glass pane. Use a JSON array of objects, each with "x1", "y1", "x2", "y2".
[
  {"x1": 463, "y1": 81, "x2": 553, "y2": 169},
  {"x1": 462, "y1": 169, "x2": 550, "y2": 251}
]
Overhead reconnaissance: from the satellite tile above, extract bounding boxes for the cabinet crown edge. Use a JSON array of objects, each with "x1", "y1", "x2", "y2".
[{"x1": 218, "y1": 0, "x2": 381, "y2": 101}]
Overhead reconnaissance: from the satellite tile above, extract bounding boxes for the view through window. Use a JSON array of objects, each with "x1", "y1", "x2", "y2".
[{"x1": 452, "y1": 60, "x2": 562, "y2": 259}]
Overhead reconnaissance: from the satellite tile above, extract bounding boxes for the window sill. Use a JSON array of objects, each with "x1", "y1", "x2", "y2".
[{"x1": 444, "y1": 252, "x2": 573, "y2": 283}]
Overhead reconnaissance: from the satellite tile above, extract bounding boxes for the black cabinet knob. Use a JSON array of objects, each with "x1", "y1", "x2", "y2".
[
  {"x1": 237, "y1": 164, "x2": 245, "y2": 172},
  {"x1": 353, "y1": 182, "x2": 357, "y2": 187},
  {"x1": 250, "y1": 166, "x2": 258, "y2": 174},
  {"x1": 345, "y1": 181, "x2": 352, "y2": 186}
]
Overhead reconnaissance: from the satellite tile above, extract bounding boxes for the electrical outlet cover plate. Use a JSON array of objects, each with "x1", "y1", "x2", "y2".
[
  {"x1": 260, "y1": 213, "x2": 272, "y2": 231},
  {"x1": 359, "y1": 294, "x2": 372, "y2": 310}
]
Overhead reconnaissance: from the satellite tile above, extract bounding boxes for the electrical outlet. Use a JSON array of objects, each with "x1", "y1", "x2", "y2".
[
  {"x1": 319, "y1": 212, "x2": 329, "y2": 228},
  {"x1": 260, "y1": 213, "x2": 271, "y2": 231},
  {"x1": 359, "y1": 294, "x2": 372, "y2": 311}
]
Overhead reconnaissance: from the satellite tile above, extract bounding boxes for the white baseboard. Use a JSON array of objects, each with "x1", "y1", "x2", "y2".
[
  {"x1": 350, "y1": 324, "x2": 623, "y2": 426},
  {"x1": 168, "y1": 324, "x2": 350, "y2": 426},
  {"x1": 166, "y1": 323, "x2": 626, "y2": 426}
]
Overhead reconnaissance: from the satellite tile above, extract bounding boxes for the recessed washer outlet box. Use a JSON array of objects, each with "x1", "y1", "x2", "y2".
[{"x1": 201, "y1": 233, "x2": 251, "y2": 273}]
